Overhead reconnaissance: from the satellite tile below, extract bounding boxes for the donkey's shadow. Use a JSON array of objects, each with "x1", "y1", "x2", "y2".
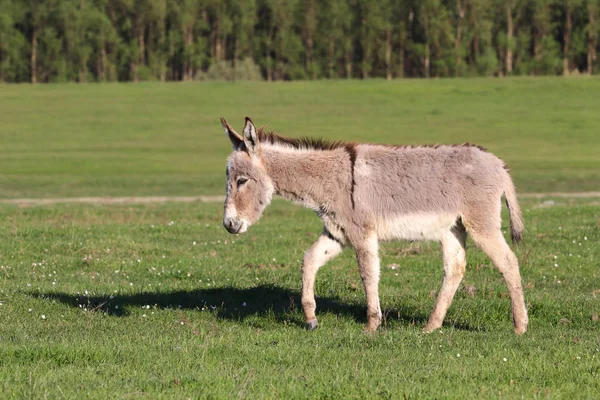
[{"x1": 33, "y1": 284, "x2": 445, "y2": 329}]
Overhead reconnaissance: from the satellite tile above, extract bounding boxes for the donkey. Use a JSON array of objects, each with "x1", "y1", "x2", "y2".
[{"x1": 220, "y1": 117, "x2": 528, "y2": 334}]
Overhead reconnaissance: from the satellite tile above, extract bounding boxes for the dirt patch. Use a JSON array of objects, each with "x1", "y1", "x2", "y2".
[
  {"x1": 1, "y1": 192, "x2": 600, "y2": 206},
  {"x1": 520, "y1": 192, "x2": 600, "y2": 199},
  {"x1": 0, "y1": 196, "x2": 225, "y2": 206}
]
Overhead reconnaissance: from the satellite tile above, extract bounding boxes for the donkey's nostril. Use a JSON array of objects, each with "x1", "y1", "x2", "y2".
[{"x1": 224, "y1": 218, "x2": 240, "y2": 234}]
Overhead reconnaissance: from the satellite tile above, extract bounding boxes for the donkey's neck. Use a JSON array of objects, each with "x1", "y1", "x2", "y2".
[{"x1": 261, "y1": 145, "x2": 351, "y2": 212}]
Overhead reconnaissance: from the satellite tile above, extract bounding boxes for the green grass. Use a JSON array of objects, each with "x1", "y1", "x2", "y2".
[
  {"x1": 1, "y1": 78, "x2": 599, "y2": 398},
  {"x1": 1, "y1": 77, "x2": 600, "y2": 198},
  {"x1": 1, "y1": 198, "x2": 599, "y2": 398}
]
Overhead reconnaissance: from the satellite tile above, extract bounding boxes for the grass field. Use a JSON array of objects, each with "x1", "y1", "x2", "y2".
[
  {"x1": 1, "y1": 77, "x2": 599, "y2": 198},
  {"x1": 1, "y1": 198, "x2": 599, "y2": 398},
  {"x1": 1, "y1": 78, "x2": 599, "y2": 398}
]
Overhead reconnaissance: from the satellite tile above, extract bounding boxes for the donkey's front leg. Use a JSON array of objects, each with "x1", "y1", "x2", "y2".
[
  {"x1": 301, "y1": 232, "x2": 343, "y2": 330},
  {"x1": 355, "y1": 235, "x2": 382, "y2": 332}
]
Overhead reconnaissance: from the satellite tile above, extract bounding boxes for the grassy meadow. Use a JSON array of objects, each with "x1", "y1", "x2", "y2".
[
  {"x1": 1, "y1": 78, "x2": 599, "y2": 398},
  {"x1": 1, "y1": 77, "x2": 600, "y2": 198}
]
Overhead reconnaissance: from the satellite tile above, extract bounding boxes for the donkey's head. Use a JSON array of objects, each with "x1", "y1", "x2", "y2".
[{"x1": 221, "y1": 117, "x2": 274, "y2": 234}]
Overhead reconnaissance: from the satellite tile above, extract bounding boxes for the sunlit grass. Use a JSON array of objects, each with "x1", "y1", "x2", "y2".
[
  {"x1": 1, "y1": 198, "x2": 598, "y2": 398},
  {"x1": 1, "y1": 77, "x2": 599, "y2": 198}
]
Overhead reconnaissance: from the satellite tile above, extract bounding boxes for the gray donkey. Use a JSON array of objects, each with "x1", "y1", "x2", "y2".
[{"x1": 221, "y1": 117, "x2": 528, "y2": 334}]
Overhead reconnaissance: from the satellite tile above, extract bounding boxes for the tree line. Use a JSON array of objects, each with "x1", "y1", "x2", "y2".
[{"x1": 1, "y1": 0, "x2": 599, "y2": 83}]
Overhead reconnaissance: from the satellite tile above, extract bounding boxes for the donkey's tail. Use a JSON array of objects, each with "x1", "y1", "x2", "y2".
[{"x1": 504, "y1": 178, "x2": 524, "y2": 245}]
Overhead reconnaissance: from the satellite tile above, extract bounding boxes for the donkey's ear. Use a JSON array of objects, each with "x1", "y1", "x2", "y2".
[
  {"x1": 243, "y1": 117, "x2": 259, "y2": 155},
  {"x1": 221, "y1": 117, "x2": 243, "y2": 150}
]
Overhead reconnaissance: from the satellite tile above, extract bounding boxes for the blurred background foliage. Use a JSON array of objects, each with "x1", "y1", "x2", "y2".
[{"x1": 1, "y1": 0, "x2": 599, "y2": 83}]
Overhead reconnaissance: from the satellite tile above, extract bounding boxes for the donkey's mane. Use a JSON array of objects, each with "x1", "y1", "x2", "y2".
[
  {"x1": 257, "y1": 128, "x2": 349, "y2": 151},
  {"x1": 256, "y1": 127, "x2": 489, "y2": 154}
]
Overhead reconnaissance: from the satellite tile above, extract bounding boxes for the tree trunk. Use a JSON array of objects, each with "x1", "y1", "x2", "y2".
[
  {"x1": 455, "y1": 0, "x2": 465, "y2": 76},
  {"x1": 215, "y1": 37, "x2": 222, "y2": 62},
  {"x1": 266, "y1": 37, "x2": 272, "y2": 81},
  {"x1": 266, "y1": 24, "x2": 274, "y2": 81},
  {"x1": 182, "y1": 61, "x2": 188, "y2": 81},
  {"x1": 435, "y1": 38, "x2": 445, "y2": 77},
  {"x1": 131, "y1": 62, "x2": 138, "y2": 82},
  {"x1": 589, "y1": 44, "x2": 597, "y2": 75},
  {"x1": 345, "y1": 41, "x2": 352, "y2": 79},
  {"x1": 187, "y1": 29, "x2": 193, "y2": 80},
  {"x1": 139, "y1": 32, "x2": 145, "y2": 66},
  {"x1": 328, "y1": 40, "x2": 335, "y2": 78},
  {"x1": 80, "y1": 44, "x2": 86, "y2": 82},
  {"x1": 31, "y1": 29, "x2": 37, "y2": 84},
  {"x1": 361, "y1": 18, "x2": 368, "y2": 79},
  {"x1": 305, "y1": 2, "x2": 314, "y2": 79},
  {"x1": 306, "y1": 34, "x2": 313, "y2": 79},
  {"x1": 344, "y1": 50, "x2": 352, "y2": 79},
  {"x1": 100, "y1": 47, "x2": 106, "y2": 81},
  {"x1": 407, "y1": 9, "x2": 414, "y2": 77},
  {"x1": 160, "y1": 50, "x2": 166, "y2": 82},
  {"x1": 563, "y1": 3, "x2": 572, "y2": 75},
  {"x1": 276, "y1": 39, "x2": 283, "y2": 81},
  {"x1": 182, "y1": 28, "x2": 188, "y2": 81},
  {"x1": 398, "y1": 43, "x2": 404, "y2": 78},
  {"x1": 213, "y1": 18, "x2": 221, "y2": 62},
  {"x1": 385, "y1": 26, "x2": 392, "y2": 80},
  {"x1": 80, "y1": 0, "x2": 86, "y2": 82},
  {"x1": 266, "y1": 55, "x2": 272, "y2": 81},
  {"x1": 469, "y1": 5, "x2": 478, "y2": 65},
  {"x1": 506, "y1": 4, "x2": 513, "y2": 75},
  {"x1": 182, "y1": 26, "x2": 193, "y2": 80},
  {"x1": 232, "y1": 39, "x2": 238, "y2": 81},
  {"x1": 589, "y1": 4, "x2": 597, "y2": 74},
  {"x1": 424, "y1": 43, "x2": 430, "y2": 78}
]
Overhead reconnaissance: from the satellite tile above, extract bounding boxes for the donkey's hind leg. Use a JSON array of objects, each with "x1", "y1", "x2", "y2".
[
  {"x1": 423, "y1": 224, "x2": 467, "y2": 333},
  {"x1": 354, "y1": 234, "x2": 382, "y2": 332},
  {"x1": 471, "y1": 230, "x2": 528, "y2": 334},
  {"x1": 302, "y1": 231, "x2": 343, "y2": 330}
]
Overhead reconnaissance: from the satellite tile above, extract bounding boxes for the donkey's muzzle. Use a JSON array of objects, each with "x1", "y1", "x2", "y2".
[{"x1": 224, "y1": 218, "x2": 244, "y2": 234}]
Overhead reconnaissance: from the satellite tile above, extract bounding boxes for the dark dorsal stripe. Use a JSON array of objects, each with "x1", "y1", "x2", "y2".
[{"x1": 345, "y1": 143, "x2": 357, "y2": 210}]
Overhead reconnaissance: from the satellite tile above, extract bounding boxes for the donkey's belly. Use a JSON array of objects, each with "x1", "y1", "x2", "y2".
[{"x1": 375, "y1": 213, "x2": 459, "y2": 241}]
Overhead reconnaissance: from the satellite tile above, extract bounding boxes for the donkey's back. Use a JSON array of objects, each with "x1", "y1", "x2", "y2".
[{"x1": 351, "y1": 144, "x2": 522, "y2": 243}]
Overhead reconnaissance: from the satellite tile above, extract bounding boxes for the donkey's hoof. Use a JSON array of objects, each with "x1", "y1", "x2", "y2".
[
  {"x1": 514, "y1": 325, "x2": 527, "y2": 335},
  {"x1": 306, "y1": 319, "x2": 318, "y2": 331},
  {"x1": 422, "y1": 323, "x2": 441, "y2": 334}
]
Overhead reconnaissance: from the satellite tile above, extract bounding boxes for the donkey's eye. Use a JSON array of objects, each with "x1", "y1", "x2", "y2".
[{"x1": 237, "y1": 177, "x2": 249, "y2": 187}]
